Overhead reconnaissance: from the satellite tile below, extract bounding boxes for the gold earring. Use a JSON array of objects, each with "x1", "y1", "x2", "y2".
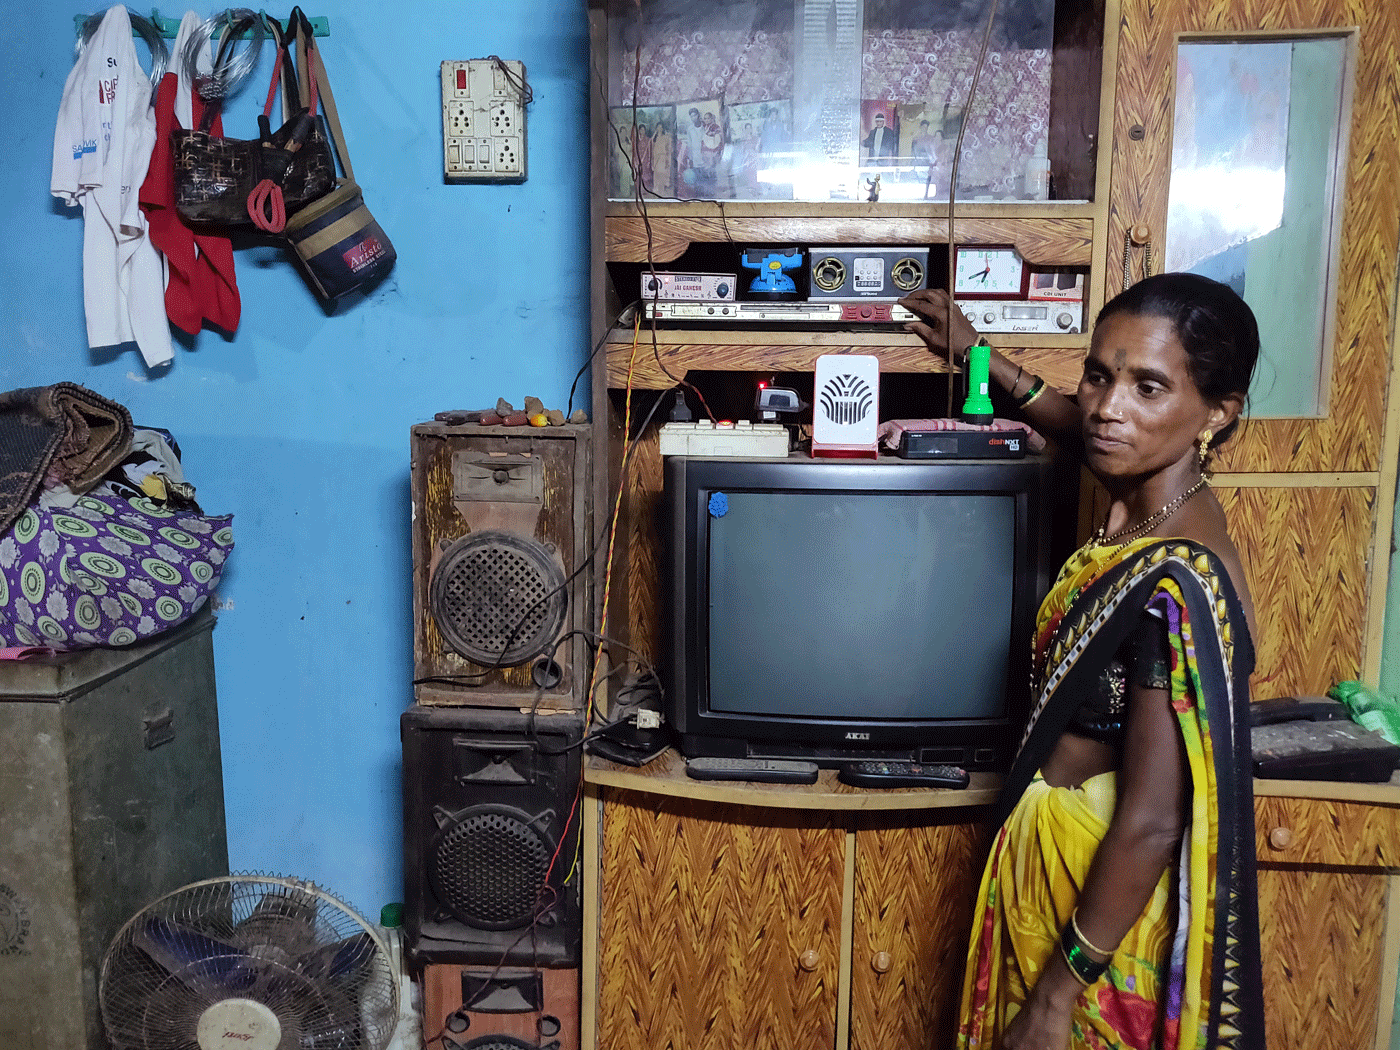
[{"x1": 1198, "y1": 430, "x2": 1213, "y2": 469}]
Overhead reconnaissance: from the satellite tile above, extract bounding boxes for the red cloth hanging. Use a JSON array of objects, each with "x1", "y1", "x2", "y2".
[{"x1": 139, "y1": 73, "x2": 241, "y2": 335}]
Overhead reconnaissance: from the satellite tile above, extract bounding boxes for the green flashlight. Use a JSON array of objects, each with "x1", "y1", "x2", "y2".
[{"x1": 961, "y1": 336, "x2": 994, "y2": 424}]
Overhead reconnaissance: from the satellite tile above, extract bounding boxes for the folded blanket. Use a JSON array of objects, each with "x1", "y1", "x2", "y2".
[{"x1": 0, "y1": 383, "x2": 134, "y2": 535}]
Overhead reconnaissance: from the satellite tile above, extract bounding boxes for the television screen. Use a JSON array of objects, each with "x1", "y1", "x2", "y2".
[
  {"x1": 706, "y1": 489, "x2": 1015, "y2": 720},
  {"x1": 665, "y1": 454, "x2": 1054, "y2": 769}
]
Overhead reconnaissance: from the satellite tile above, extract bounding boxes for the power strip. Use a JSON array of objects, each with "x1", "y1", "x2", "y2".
[
  {"x1": 658, "y1": 421, "x2": 791, "y2": 457},
  {"x1": 441, "y1": 59, "x2": 528, "y2": 183}
]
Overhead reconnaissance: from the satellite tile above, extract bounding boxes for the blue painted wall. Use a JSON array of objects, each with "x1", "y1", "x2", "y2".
[{"x1": 0, "y1": 1, "x2": 592, "y2": 919}]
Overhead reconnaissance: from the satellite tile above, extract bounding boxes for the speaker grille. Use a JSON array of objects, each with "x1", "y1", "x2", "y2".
[
  {"x1": 429, "y1": 531, "x2": 567, "y2": 666},
  {"x1": 431, "y1": 805, "x2": 554, "y2": 930},
  {"x1": 460, "y1": 1038, "x2": 535, "y2": 1050}
]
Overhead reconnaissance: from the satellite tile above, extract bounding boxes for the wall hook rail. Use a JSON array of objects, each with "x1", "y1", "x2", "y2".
[{"x1": 73, "y1": 8, "x2": 330, "y2": 39}]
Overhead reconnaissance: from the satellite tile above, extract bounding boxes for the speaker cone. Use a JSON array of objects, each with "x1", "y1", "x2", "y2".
[
  {"x1": 429, "y1": 531, "x2": 567, "y2": 666},
  {"x1": 812, "y1": 257, "x2": 846, "y2": 292},
  {"x1": 891, "y1": 256, "x2": 925, "y2": 291}
]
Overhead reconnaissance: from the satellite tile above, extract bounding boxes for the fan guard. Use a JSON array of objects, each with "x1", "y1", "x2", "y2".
[
  {"x1": 99, "y1": 875, "x2": 397, "y2": 1050},
  {"x1": 430, "y1": 804, "x2": 557, "y2": 931},
  {"x1": 429, "y1": 530, "x2": 568, "y2": 667}
]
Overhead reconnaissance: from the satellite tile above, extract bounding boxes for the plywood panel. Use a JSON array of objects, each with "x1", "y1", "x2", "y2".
[
  {"x1": 849, "y1": 816, "x2": 991, "y2": 1050},
  {"x1": 1109, "y1": 0, "x2": 1400, "y2": 473},
  {"x1": 1256, "y1": 795, "x2": 1400, "y2": 870},
  {"x1": 595, "y1": 790, "x2": 846, "y2": 1050},
  {"x1": 606, "y1": 216, "x2": 1094, "y2": 266},
  {"x1": 1214, "y1": 485, "x2": 1375, "y2": 697},
  {"x1": 604, "y1": 339, "x2": 1088, "y2": 391},
  {"x1": 1255, "y1": 865, "x2": 1387, "y2": 1050}
]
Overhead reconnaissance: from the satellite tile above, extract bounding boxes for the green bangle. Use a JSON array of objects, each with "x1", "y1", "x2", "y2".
[
  {"x1": 1016, "y1": 375, "x2": 1046, "y2": 408},
  {"x1": 1060, "y1": 922, "x2": 1110, "y2": 986}
]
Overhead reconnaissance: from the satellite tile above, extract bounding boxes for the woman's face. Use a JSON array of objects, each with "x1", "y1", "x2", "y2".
[{"x1": 1078, "y1": 311, "x2": 1227, "y2": 482}]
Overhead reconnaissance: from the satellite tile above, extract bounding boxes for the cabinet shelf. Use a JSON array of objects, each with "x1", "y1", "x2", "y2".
[
  {"x1": 606, "y1": 210, "x2": 1095, "y2": 266},
  {"x1": 605, "y1": 329, "x2": 1089, "y2": 389}
]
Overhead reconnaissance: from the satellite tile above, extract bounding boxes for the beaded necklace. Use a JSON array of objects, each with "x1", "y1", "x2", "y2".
[{"x1": 1083, "y1": 475, "x2": 1209, "y2": 561}]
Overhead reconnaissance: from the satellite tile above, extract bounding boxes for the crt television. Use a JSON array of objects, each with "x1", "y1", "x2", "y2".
[{"x1": 663, "y1": 453, "x2": 1055, "y2": 771}]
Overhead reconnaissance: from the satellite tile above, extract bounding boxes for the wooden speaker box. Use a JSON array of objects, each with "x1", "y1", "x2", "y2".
[
  {"x1": 402, "y1": 704, "x2": 583, "y2": 969},
  {"x1": 411, "y1": 422, "x2": 591, "y2": 710},
  {"x1": 422, "y1": 964, "x2": 579, "y2": 1050}
]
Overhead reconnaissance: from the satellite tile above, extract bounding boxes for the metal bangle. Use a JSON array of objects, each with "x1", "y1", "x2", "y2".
[
  {"x1": 1015, "y1": 376, "x2": 1046, "y2": 408},
  {"x1": 1071, "y1": 910, "x2": 1116, "y2": 958}
]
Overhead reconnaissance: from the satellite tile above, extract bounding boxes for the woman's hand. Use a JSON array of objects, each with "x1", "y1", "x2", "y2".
[
  {"x1": 1000, "y1": 988, "x2": 1076, "y2": 1050},
  {"x1": 898, "y1": 288, "x2": 981, "y2": 365}
]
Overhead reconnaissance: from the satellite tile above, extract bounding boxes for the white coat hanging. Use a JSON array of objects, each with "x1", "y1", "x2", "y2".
[{"x1": 51, "y1": 4, "x2": 173, "y2": 369}]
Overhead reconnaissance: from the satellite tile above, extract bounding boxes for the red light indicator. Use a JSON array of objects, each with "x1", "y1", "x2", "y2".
[{"x1": 456, "y1": 68, "x2": 466, "y2": 90}]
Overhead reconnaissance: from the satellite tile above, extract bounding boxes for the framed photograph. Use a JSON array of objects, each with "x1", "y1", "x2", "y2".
[
  {"x1": 859, "y1": 101, "x2": 900, "y2": 169},
  {"x1": 724, "y1": 100, "x2": 791, "y2": 200},
  {"x1": 607, "y1": 105, "x2": 675, "y2": 200},
  {"x1": 898, "y1": 102, "x2": 943, "y2": 197},
  {"x1": 675, "y1": 99, "x2": 726, "y2": 199}
]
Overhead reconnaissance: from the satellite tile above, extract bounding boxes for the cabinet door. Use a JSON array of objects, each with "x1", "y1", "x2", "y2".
[
  {"x1": 1255, "y1": 866, "x2": 1388, "y2": 1050},
  {"x1": 596, "y1": 789, "x2": 846, "y2": 1049},
  {"x1": 1254, "y1": 794, "x2": 1400, "y2": 1050},
  {"x1": 849, "y1": 814, "x2": 991, "y2": 1050}
]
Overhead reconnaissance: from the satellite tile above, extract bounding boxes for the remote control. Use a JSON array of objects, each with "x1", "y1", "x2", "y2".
[
  {"x1": 685, "y1": 756, "x2": 820, "y2": 784},
  {"x1": 837, "y1": 760, "x2": 970, "y2": 789}
]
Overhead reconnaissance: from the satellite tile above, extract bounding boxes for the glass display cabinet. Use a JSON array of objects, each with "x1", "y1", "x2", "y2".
[
  {"x1": 587, "y1": 0, "x2": 1116, "y2": 400},
  {"x1": 603, "y1": 0, "x2": 1094, "y2": 205}
]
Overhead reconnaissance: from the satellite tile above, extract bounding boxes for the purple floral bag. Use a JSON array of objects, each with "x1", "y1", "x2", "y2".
[{"x1": 0, "y1": 489, "x2": 232, "y2": 650}]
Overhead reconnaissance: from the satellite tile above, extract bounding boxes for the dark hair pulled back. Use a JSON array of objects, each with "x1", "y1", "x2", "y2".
[{"x1": 1095, "y1": 272, "x2": 1260, "y2": 447}]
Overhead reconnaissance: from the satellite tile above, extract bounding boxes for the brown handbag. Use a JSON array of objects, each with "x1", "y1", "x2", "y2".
[{"x1": 171, "y1": 16, "x2": 334, "y2": 229}]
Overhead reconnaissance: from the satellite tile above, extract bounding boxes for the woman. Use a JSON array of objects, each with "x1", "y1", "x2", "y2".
[{"x1": 900, "y1": 274, "x2": 1266, "y2": 1050}]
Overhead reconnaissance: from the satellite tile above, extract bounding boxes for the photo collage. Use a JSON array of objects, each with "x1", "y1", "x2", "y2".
[{"x1": 609, "y1": 99, "x2": 794, "y2": 202}]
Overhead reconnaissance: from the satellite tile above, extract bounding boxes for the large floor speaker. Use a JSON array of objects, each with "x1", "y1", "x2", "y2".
[
  {"x1": 411, "y1": 422, "x2": 591, "y2": 711},
  {"x1": 403, "y1": 704, "x2": 583, "y2": 968},
  {"x1": 422, "y1": 964, "x2": 579, "y2": 1050}
]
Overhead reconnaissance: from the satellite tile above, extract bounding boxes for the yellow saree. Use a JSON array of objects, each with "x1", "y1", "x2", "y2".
[{"x1": 957, "y1": 538, "x2": 1264, "y2": 1050}]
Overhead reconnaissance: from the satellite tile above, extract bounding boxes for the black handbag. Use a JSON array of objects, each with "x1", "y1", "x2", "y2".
[
  {"x1": 281, "y1": 9, "x2": 396, "y2": 299},
  {"x1": 170, "y1": 15, "x2": 334, "y2": 230}
]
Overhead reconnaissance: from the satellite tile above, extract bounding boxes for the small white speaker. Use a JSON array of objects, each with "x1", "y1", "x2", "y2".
[{"x1": 812, "y1": 354, "x2": 880, "y2": 458}]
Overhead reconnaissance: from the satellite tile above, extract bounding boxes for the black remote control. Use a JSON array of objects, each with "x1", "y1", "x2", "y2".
[
  {"x1": 685, "y1": 756, "x2": 820, "y2": 784},
  {"x1": 837, "y1": 760, "x2": 970, "y2": 789}
]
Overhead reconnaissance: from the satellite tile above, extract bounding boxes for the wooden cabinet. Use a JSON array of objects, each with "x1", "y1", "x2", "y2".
[
  {"x1": 580, "y1": 752, "x2": 997, "y2": 1050},
  {"x1": 1253, "y1": 781, "x2": 1400, "y2": 1050},
  {"x1": 581, "y1": 763, "x2": 1400, "y2": 1050}
]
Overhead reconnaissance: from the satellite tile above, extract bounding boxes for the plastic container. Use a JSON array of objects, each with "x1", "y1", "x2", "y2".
[
  {"x1": 378, "y1": 903, "x2": 424, "y2": 1050},
  {"x1": 1024, "y1": 139, "x2": 1051, "y2": 200}
]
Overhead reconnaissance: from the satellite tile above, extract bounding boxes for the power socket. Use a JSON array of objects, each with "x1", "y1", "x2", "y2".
[{"x1": 441, "y1": 59, "x2": 528, "y2": 184}]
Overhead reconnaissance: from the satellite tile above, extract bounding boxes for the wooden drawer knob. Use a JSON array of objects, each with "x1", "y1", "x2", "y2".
[
  {"x1": 1268, "y1": 826, "x2": 1293, "y2": 850},
  {"x1": 872, "y1": 950, "x2": 892, "y2": 974},
  {"x1": 799, "y1": 949, "x2": 820, "y2": 972}
]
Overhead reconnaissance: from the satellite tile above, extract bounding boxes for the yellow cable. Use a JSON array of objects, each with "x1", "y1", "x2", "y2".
[{"x1": 567, "y1": 314, "x2": 643, "y2": 888}]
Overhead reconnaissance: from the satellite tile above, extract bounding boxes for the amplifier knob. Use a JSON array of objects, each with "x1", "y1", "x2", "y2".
[
  {"x1": 1057, "y1": 312, "x2": 1075, "y2": 329},
  {"x1": 717, "y1": 283, "x2": 730, "y2": 297},
  {"x1": 963, "y1": 309, "x2": 977, "y2": 322},
  {"x1": 983, "y1": 311, "x2": 997, "y2": 324}
]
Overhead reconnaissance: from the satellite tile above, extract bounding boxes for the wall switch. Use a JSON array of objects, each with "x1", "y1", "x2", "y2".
[{"x1": 441, "y1": 59, "x2": 528, "y2": 183}]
